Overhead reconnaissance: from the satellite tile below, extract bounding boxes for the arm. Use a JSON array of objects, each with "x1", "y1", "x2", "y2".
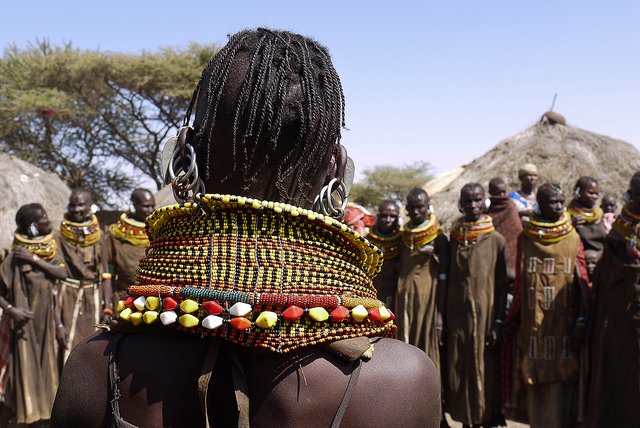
[
  {"x1": 489, "y1": 238, "x2": 509, "y2": 346},
  {"x1": 506, "y1": 234, "x2": 524, "y2": 328},
  {"x1": 435, "y1": 235, "x2": 450, "y2": 343},
  {"x1": 571, "y1": 242, "x2": 590, "y2": 343},
  {"x1": 100, "y1": 237, "x2": 113, "y2": 315},
  {"x1": 0, "y1": 259, "x2": 34, "y2": 325},
  {"x1": 12, "y1": 247, "x2": 68, "y2": 280}
]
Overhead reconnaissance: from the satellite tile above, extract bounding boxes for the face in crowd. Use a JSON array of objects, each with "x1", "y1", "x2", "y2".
[
  {"x1": 537, "y1": 185, "x2": 566, "y2": 222},
  {"x1": 575, "y1": 178, "x2": 599, "y2": 208},
  {"x1": 520, "y1": 171, "x2": 538, "y2": 192},
  {"x1": 406, "y1": 190, "x2": 430, "y2": 226},
  {"x1": 67, "y1": 190, "x2": 92, "y2": 223},
  {"x1": 460, "y1": 184, "x2": 485, "y2": 222},
  {"x1": 131, "y1": 189, "x2": 156, "y2": 222},
  {"x1": 376, "y1": 201, "x2": 399, "y2": 235}
]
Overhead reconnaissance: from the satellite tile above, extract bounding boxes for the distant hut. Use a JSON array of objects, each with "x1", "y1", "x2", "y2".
[
  {"x1": 428, "y1": 113, "x2": 640, "y2": 228},
  {"x1": 0, "y1": 153, "x2": 70, "y2": 254}
]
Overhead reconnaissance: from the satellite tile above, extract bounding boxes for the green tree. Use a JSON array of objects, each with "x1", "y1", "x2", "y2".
[
  {"x1": 0, "y1": 41, "x2": 218, "y2": 206},
  {"x1": 350, "y1": 161, "x2": 432, "y2": 210}
]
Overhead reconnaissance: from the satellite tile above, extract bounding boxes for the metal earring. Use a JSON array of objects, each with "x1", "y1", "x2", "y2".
[
  {"x1": 313, "y1": 178, "x2": 348, "y2": 220},
  {"x1": 163, "y1": 126, "x2": 206, "y2": 204}
]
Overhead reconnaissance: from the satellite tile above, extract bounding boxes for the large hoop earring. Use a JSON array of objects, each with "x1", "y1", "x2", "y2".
[
  {"x1": 163, "y1": 126, "x2": 205, "y2": 204},
  {"x1": 313, "y1": 178, "x2": 348, "y2": 220}
]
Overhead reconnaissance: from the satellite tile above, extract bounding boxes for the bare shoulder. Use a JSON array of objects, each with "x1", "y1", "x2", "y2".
[
  {"x1": 348, "y1": 338, "x2": 441, "y2": 427},
  {"x1": 50, "y1": 331, "x2": 114, "y2": 428}
]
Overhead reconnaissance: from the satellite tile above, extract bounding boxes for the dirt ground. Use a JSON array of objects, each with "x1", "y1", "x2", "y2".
[{"x1": 445, "y1": 414, "x2": 529, "y2": 427}]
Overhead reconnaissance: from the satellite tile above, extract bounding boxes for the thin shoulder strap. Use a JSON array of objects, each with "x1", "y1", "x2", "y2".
[
  {"x1": 330, "y1": 359, "x2": 362, "y2": 428},
  {"x1": 198, "y1": 340, "x2": 221, "y2": 428},
  {"x1": 108, "y1": 334, "x2": 138, "y2": 428}
]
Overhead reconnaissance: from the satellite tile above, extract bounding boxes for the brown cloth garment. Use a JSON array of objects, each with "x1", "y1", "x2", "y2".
[
  {"x1": 372, "y1": 257, "x2": 399, "y2": 312},
  {"x1": 586, "y1": 238, "x2": 640, "y2": 427},
  {"x1": 573, "y1": 221, "x2": 607, "y2": 253},
  {"x1": 487, "y1": 196, "x2": 523, "y2": 279},
  {"x1": 107, "y1": 234, "x2": 146, "y2": 301},
  {"x1": 0, "y1": 253, "x2": 60, "y2": 424},
  {"x1": 509, "y1": 231, "x2": 588, "y2": 428},
  {"x1": 56, "y1": 234, "x2": 105, "y2": 353},
  {"x1": 396, "y1": 234, "x2": 448, "y2": 371},
  {"x1": 445, "y1": 231, "x2": 507, "y2": 426}
]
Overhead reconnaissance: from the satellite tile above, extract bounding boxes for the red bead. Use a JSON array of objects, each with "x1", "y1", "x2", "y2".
[
  {"x1": 282, "y1": 305, "x2": 304, "y2": 322},
  {"x1": 124, "y1": 296, "x2": 134, "y2": 308},
  {"x1": 202, "y1": 301, "x2": 223, "y2": 315},
  {"x1": 163, "y1": 297, "x2": 178, "y2": 311},
  {"x1": 370, "y1": 308, "x2": 390, "y2": 322},
  {"x1": 387, "y1": 309, "x2": 396, "y2": 321},
  {"x1": 330, "y1": 306, "x2": 350, "y2": 322},
  {"x1": 230, "y1": 317, "x2": 252, "y2": 330}
]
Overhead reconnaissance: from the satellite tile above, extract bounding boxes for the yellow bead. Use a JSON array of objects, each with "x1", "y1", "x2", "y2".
[
  {"x1": 274, "y1": 206, "x2": 282, "y2": 213},
  {"x1": 116, "y1": 300, "x2": 125, "y2": 312},
  {"x1": 119, "y1": 307, "x2": 132, "y2": 321},
  {"x1": 130, "y1": 311, "x2": 143, "y2": 326},
  {"x1": 179, "y1": 314, "x2": 199, "y2": 328},
  {"x1": 145, "y1": 296, "x2": 160, "y2": 311},
  {"x1": 255, "y1": 311, "x2": 278, "y2": 329},
  {"x1": 252, "y1": 201, "x2": 261, "y2": 209},
  {"x1": 180, "y1": 299, "x2": 199, "y2": 314},
  {"x1": 307, "y1": 214, "x2": 316, "y2": 221},
  {"x1": 143, "y1": 311, "x2": 158, "y2": 324},
  {"x1": 308, "y1": 307, "x2": 329, "y2": 322},
  {"x1": 378, "y1": 307, "x2": 391, "y2": 322},
  {"x1": 351, "y1": 305, "x2": 368, "y2": 322},
  {"x1": 290, "y1": 209, "x2": 299, "y2": 217}
]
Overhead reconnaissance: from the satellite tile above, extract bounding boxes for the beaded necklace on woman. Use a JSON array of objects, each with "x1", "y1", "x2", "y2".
[
  {"x1": 524, "y1": 211, "x2": 574, "y2": 244},
  {"x1": 567, "y1": 199, "x2": 604, "y2": 224},
  {"x1": 112, "y1": 194, "x2": 396, "y2": 353},
  {"x1": 60, "y1": 214, "x2": 101, "y2": 247},
  {"x1": 450, "y1": 214, "x2": 495, "y2": 246},
  {"x1": 12, "y1": 232, "x2": 57, "y2": 260},
  {"x1": 367, "y1": 227, "x2": 402, "y2": 259},
  {"x1": 109, "y1": 213, "x2": 149, "y2": 248},
  {"x1": 401, "y1": 214, "x2": 442, "y2": 252}
]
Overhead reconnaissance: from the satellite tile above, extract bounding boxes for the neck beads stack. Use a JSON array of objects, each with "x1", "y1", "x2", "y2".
[
  {"x1": 612, "y1": 204, "x2": 640, "y2": 260},
  {"x1": 450, "y1": 215, "x2": 495, "y2": 246},
  {"x1": 60, "y1": 215, "x2": 101, "y2": 247},
  {"x1": 567, "y1": 199, "x2": 603, "y2": 224},
  {"x1": 367, "y1": 228, "x2": 401, "y2": 259},
  {"x1": 109, "y1": 213, "x2": 149, "y2": 247},
  {"x1": 525, "y1": 212, "x2": 574, "y2": 244},
  {"x1": 113, "y1": 194, "x2": 396, "y2": 353},
  {"x1": 12, "y1": 232, "x2": 57, "y2": 260},
  {"x1": 401, "y1": 214, "x2": 441, "y2": 252}
]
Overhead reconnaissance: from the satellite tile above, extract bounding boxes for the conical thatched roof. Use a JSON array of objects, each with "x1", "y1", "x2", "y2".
[
  {"x1": 0, "y1": 153, "x2": 70, "y2": 252},
  {"x1": 428, "y1": 115, "x2": 640, "y2": 229}
]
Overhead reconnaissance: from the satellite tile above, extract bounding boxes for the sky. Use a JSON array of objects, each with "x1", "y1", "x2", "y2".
[{"x1": 2, "y1": 0, "x2": 640, "y2": 181}]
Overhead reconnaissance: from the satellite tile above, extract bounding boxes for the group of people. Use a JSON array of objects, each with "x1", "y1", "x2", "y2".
[
  {"x1": 367, "y1": 163, "x2": 638, "y2": 427},
  {"x1": 0, "y1": 188, "x2": 155, "y2": 425}
]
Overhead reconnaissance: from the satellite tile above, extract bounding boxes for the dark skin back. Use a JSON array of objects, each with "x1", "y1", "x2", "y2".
[
  {"x1": 51, "y1": 32, "x2": 441, "y2": 428},
  {"x1": 52, "y1": 332, "x2": 440, "y2": 427}
]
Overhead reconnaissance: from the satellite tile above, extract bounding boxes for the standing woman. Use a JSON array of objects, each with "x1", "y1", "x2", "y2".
[
  {"x1": 0, "y1": 204, "x2": 68, "y2": 426},
  {"x1": 567, "y1": 177, "x2": 607, "y2": 255}
]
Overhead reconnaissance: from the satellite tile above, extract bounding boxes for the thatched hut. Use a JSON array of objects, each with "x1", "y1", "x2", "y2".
[
  {"x1": 427, "y1": 114, "x2": 640, "y2": 229},
  {"x1": 0, "y1": 153, "x2": 70, "y2": 253}
]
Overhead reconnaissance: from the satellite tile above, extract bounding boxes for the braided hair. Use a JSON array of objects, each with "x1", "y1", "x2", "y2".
[{"x1": 191, "y1": 28, "x2": 345, "y2": 204}]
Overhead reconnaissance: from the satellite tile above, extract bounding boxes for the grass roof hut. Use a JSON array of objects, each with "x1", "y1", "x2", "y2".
[
  {"x1": 427, "y1": 113, "x2": 640, "y2": 230},
  {"x1": 0, "y1": 153, "x2": 70, "y2": 254}
]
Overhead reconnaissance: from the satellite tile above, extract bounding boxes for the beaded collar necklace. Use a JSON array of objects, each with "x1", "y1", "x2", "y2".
[
  {"x1": 401, "y1": 214, "x2": 441, "y2": 251},
  {"x1": 109, "y1": 213, "x2": 149, "y2": 248},
  {"x1": 114, "y1": 194, "x2": 396, "y2": 353},
  {"x1": 450, "y1": 214, "x2": 495, "y2": 246},
  {"x1": 367, "y1": 228, "x2": 401, "y2": 260},
  {"x1": 60, "y1": 214, "x2": 102, "y2": 247},
  {"x1": 524, "y1": 212, "x2": 574, "y2": 245},
  {"x1": 611, "y1": 204, "x2": 640, "y2": 260},
  {"x1": 567, "y1": 200, "x2": 603, "y2": 224},
  {"x1": 12, "y1": 232, "x2": 57, "y2": 260}
]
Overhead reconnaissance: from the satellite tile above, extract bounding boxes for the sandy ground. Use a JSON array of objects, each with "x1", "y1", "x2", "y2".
[{"x1": 445, "y1": 414, "x2": 529, "y2": 427}]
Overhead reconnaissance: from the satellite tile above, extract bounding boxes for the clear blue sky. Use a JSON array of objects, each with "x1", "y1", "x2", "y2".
[{"x1": 3, "y1": 0, "x2": 639, "y2": 178}]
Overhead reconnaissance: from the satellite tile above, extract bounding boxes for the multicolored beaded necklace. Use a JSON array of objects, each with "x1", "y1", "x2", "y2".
[
  {"x1": 60, "y1": 215, "x2": 102, "y2": 247},
  {"x1": 611, "y1": 204, "x2": 640, "y2": 259},
  {"x1": 401, "y1": 214, "x2": 441, "y2": 252},
  {"x1": 367, "y1": 228, "x2": 401, "y2": 259},
  {"x1": 567, "y1": 200, "x2": 603, "y2": 224},
  {"x1": 524, "y1": 212, "x2": 574, "y2": 244},
  {"x1": 109, "y1": 213, "x2": 150, "y2": 248},
  {"x1": 450, "y1": 215, "x2": 495, "y2": 246},
  {"x1": 12, "y1": 232, "x2": 57, "y2": 260},
  {"x1": 114, "y1": 194, "x2": 396, "y2": 353}
]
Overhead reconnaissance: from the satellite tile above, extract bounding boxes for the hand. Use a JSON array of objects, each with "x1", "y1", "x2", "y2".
[
  {"x1": 12, "y1": 247, "x2": 39, "y2": 264},
  {"x1": 486, "y1": 328, "x2": 498, "y2": 348},
  {"x1": 572, "y1": 215, "x2": 585, "y2": 227},
  {"x1": 418, "y1": 244, "x2": 434, "y2": 255},
  {"x1": 6, "y1": 306, "x2": 34, "y2": 325},
  {"x1": 56, "y1": 324, "x2": 68, "y2": 348}
]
